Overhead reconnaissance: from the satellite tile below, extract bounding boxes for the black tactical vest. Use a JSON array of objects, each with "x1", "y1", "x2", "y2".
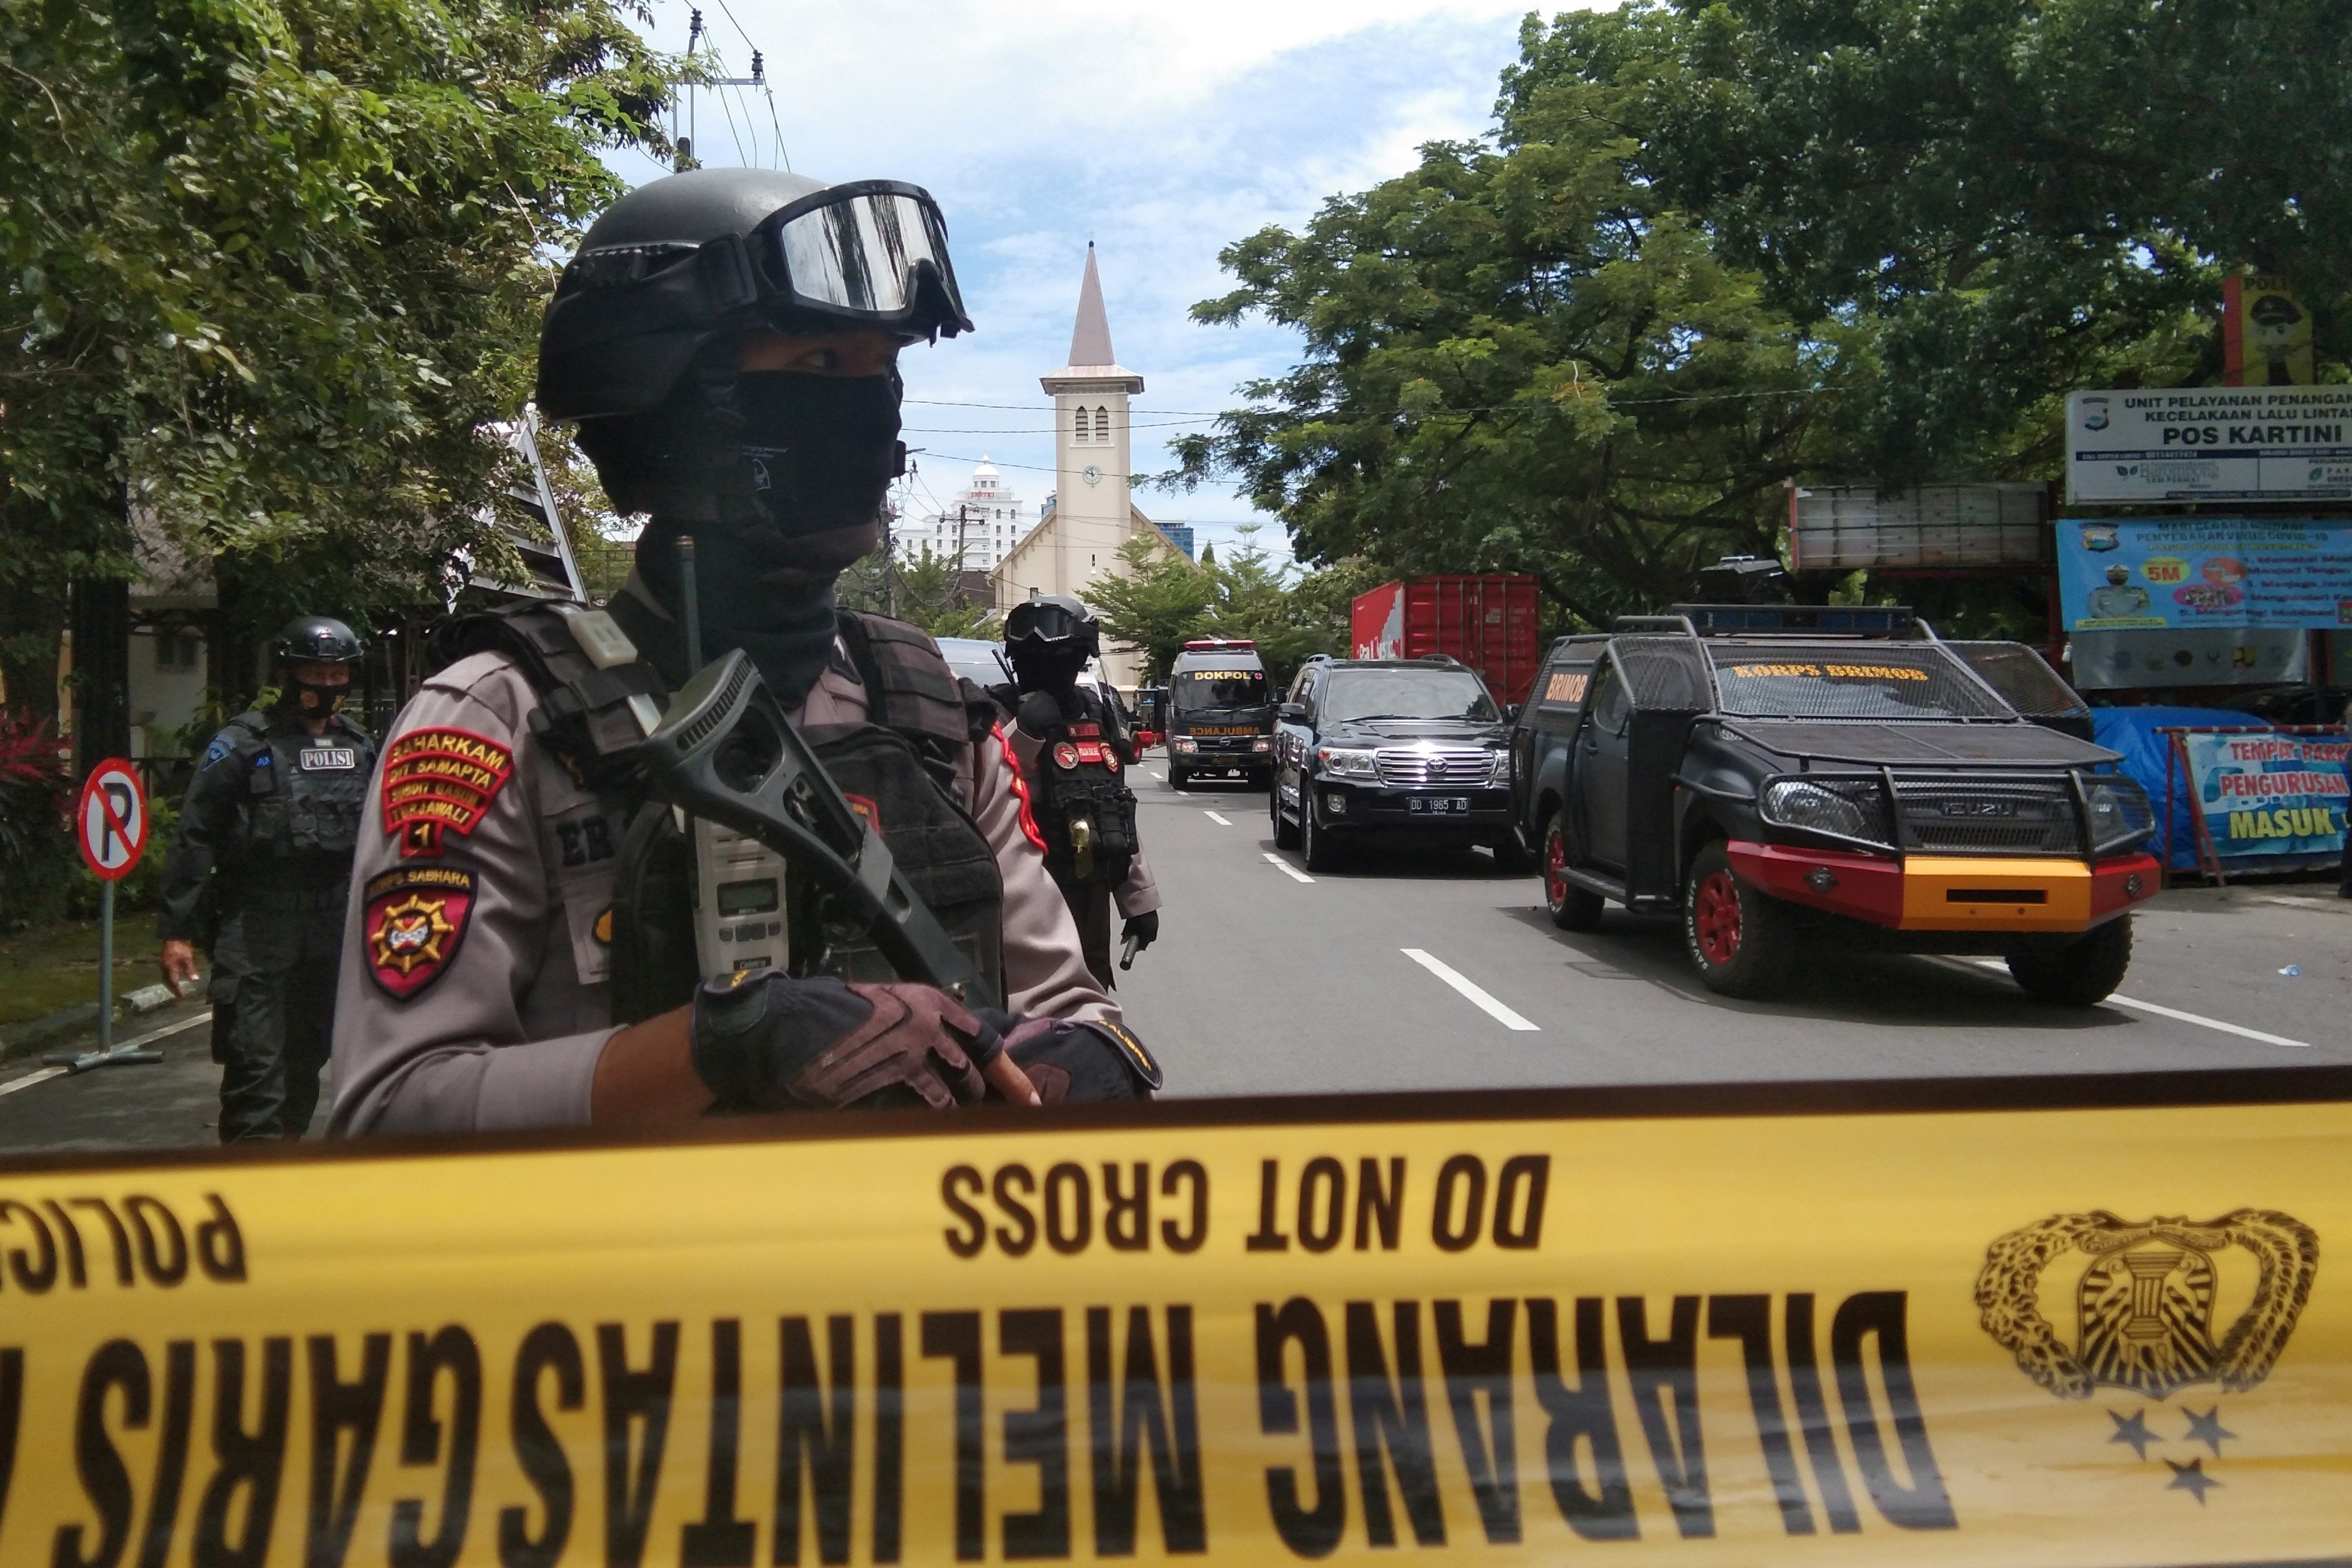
[
  {"x1": 992, "y1": 686, "x2": 1139, "y2": 887},
  {"x1": 219, "y1": 711, "x2": 376, "y2": 867},
  {"x1": 429, "y1": 599, "x2": 1007, "y2": 1023}
]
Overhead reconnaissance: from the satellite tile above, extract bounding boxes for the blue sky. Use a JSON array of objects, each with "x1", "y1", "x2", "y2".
[{"x1": 603, "y1": 0, "x2": 1569, "y2": 564}]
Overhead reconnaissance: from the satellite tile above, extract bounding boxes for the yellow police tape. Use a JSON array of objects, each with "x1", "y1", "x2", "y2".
[{"x1": 0, "y1": 1074, "x2": 2346, "y2": 1567}]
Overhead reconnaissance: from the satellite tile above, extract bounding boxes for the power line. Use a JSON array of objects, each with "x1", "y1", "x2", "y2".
[{"x1": 903, "y1": 386, "x2": 1836, "y2": 416}]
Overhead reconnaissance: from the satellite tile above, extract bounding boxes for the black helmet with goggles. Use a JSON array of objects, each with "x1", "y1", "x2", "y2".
[
  {"x1": 538, "y1": 167, "x2": 974, "y2": 422},
  {"x1": 1005, "y1": 596, "x2": 1100, "y2": 661}
]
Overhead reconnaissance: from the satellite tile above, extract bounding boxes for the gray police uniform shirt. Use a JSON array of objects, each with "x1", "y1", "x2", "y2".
[{"x1": 328, "y1": 638, "x2": 1128, "y2": 1136}]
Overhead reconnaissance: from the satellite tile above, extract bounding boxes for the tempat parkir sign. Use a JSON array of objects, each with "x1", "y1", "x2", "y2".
[
  {"x1": 2067, "y1": 386, "x2": 2352, "y2": 504},
  {"x1": 0, "y1": 1079, "x2": 2348, "y2": 1567}
]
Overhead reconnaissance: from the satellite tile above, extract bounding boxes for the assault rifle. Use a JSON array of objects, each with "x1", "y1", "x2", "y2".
[{"x1": 633, "y1": 647, "x2": 1000, "y2": 1011}]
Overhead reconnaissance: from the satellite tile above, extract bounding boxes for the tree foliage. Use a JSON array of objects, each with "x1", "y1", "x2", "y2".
[
  {"x1": 1090, "y1": 531, "x2": 1348, "y2": 687},
  {"x1": 1174, "y1": 0, "x2": 2347, "y2": 624},
  {"x1": 1631, "y1": 0, "x2": 2349, "y2": 479},
  {"x1": 0, "y1": 0, "x2": 676, "y2": 662},
  {"x1": 1170, "y1": 6, "x2": 1835, "y2": 625},
  {"x1": 836, "y1": 546, "x2": 998, "y2": 640}
]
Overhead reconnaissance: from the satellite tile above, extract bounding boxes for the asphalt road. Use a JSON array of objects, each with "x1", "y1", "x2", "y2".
[
  {"x1": 0, "y1": 751, "x2": 2341, "y2": 1155},
  {"x1": 1114, "y1": 759, "x2": 2351, "y2": 1096}
]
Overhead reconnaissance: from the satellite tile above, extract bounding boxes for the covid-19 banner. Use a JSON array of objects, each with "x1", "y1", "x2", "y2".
[
  {"x1": 0, "y1": 1079, "x2": 2346, "y2": 1567},
  {"x1": 2057, "y1": 515, "x2": 2352, "y2": 632},
  {"x1": 2184, "y1": 730, "x2": 2351, "y2": 859}
]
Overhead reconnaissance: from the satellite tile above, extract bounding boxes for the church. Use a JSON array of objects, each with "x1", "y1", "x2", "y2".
[{"x1": 989, "y1": 244, "x2": 1187, "y2": 690}]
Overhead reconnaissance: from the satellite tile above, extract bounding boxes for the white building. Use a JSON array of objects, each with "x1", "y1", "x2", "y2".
[
  {"x1": 991, "y1": 244, "x2": 1186, "y2": 689},
  {"x1": 896, "y1": 457, "x2": 1026, "y2": 572}
]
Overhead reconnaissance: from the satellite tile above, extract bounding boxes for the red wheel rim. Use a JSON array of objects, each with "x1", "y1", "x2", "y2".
[
  {"x1": 1693, "y1": 869, "x2": 1743, "y2": 966},
  {"x1": 1544, "y1": 827, "x2": 1568, "y2": 909}
]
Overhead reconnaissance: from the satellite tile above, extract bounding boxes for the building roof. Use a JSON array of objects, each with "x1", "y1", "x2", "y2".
[{"x1": 1041, "y1": 244, "x2": 1144, "y2": 393}]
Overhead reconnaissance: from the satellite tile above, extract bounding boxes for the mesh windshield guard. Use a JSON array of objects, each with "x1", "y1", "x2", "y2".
[{"x1": 1708, "y1": 644, "x2": 2012, "y2": 721}]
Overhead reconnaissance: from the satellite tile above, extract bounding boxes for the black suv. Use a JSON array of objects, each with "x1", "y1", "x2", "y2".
[{"x1": 1270, "y1": 656, "x2": 1524, "y2": 870}]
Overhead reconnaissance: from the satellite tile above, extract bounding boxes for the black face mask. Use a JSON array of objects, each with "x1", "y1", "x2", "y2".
[
  {"x1": 282, "y1": 672, "x2": 348, "y2": 717},
  {"x1": 613, "y1": 371, "x2": 904, "y2": 706},
  {"x1": 732, "y1": 371, "x2": 903, "y2": 537},
  {"x1": 1009, "y1": 646, "x2": 1086, "y2": 698}
]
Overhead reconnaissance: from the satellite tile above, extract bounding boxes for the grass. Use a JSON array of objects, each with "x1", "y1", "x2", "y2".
[{"x1": 0, "y1": 910, "x2": 166, "y2": 1029}]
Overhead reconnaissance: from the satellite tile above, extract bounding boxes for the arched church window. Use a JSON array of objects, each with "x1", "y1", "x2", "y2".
[
  {"x1": 1073, "y1": 407, "x2": 1091, "y2": 444},
  {"x1": 1093, "y1": 406, "x2": 1110, "y2": 441}
]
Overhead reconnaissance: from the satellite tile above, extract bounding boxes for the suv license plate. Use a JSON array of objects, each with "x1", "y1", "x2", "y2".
[{"x1": 1409, "y1": 796, "x2": 1470, "y2": 815}]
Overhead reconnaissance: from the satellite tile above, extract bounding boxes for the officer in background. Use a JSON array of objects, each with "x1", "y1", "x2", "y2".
[
  {"x1": 328, "y1": 167, "x2": 1158, "y2": 1137},
  {"x1": 159, "y1": 617, "x2": 376, "y2": 1140},
  {"x1": 991, "y1": 596, "x2": 1160, "y2": 986}
]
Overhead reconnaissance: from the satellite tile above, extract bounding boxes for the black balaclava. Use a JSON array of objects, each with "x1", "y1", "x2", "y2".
[
  {"x1": 588, "y1": 363, "x2": 904, "y2": 706},
  {"x1": 281, "y1": 667, "x2": 348, "y2": 719},
  {"x1": 1009, "y1": 646, "x2": 1086, "y2": 701}
]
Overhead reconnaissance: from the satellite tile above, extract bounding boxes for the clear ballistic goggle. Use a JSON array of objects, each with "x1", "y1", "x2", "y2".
[{"x1": 556, "y1": 179, "x2": 973, "y2": 345}]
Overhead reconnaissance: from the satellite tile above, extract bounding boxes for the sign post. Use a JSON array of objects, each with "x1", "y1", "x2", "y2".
[{"x1": 49, "y1": 758, "x2": 166, "y2": 1074}]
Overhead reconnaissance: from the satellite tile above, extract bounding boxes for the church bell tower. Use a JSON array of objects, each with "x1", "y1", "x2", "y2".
[{"x1": 1039, "y1": 244, "x2": 1145, "y2": 599}]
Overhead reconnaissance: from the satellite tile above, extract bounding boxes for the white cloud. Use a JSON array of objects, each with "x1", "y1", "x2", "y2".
[{"x1": 598, "y1": 0, "x2": 1599, "y2": 566}]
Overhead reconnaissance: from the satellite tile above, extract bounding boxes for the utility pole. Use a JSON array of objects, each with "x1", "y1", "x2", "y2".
[{"x1": 668, "y1": 11, "x2": 766, "y2": 171}]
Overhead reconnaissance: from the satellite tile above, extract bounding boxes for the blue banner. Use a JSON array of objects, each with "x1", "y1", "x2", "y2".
[
  {"x1": 2058, "y1": 516, "x2": 2352, "y2": 631},
  {"x1": 2186, "y1": 731, "x2": 2350, "y2": 861}
]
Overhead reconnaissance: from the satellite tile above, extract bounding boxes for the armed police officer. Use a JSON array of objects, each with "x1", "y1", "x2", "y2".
[
  {"x1": 158, "y1": 617, "x2": 376, "y2": 1140},
  {"x1": 329, "y1": 168, "x2": 1159, "y2": 1136},
  {"x1": 991, "y1": 596, "x2": 1160, "y2": 986}
]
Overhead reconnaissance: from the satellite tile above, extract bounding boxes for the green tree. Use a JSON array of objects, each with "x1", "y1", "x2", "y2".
[
  {"x1": 0, "y1": 0, "x2": 676, "y2": 666},
  {"x1": 835, "y1": 545, "x2": 997, "y2": 639},
  {"x1": 1170, "y1": 6, "x2": 1834, "y2": 624},
  {"x1": 1203, "y1": 526, "x2": 1341, "y2": 687},
  {"x1": 1623, "y1": 0, "x2": 2349, "y2": 479},
  {"x1": 1088, "y1": 536, "x2": 1214, "y2": 684}
]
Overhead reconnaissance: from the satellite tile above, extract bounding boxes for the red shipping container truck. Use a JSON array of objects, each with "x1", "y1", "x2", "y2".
[{"x1": 1349, "y1": 575, "x2": 1542, "y2": 706}]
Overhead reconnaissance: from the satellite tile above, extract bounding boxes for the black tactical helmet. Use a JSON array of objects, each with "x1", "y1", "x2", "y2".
[
  {"x1": 1005, "y1": 595, "x2": 1100, "y2": 662},
  {"x1": 537, "y1": 167, "x2": 974, "y2": 422},
  {"x1": 272, "y1": 616, "x2": 363, "y2": 666}
]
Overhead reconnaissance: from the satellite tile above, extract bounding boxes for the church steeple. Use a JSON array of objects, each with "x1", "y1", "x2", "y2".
[
  {"x1": 1043, "y1": 243, "x2": 1143, "y2": 392},
  {"x1": 1067, "y1": 243, "x2": 1117, "y2": 369}
]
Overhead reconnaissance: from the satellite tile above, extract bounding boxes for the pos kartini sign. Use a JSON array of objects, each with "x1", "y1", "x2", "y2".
[{"x1": 2066, "y1": 387, "x2": 2352, "y2": 505}]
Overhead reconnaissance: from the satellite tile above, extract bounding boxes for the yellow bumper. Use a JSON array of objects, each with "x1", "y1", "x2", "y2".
[{"x1": 1898, "y1": 856, "x2": 2092, "y2": 932}]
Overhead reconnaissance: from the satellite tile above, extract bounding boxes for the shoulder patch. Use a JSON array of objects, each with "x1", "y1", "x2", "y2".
[
  {"x1": 363, "y1": 866, "x2": 478, "y2": 1000},
  {"x1": 382, "y1": 726, "x2": 516, "y2": 858},
  {"x1": 201, "y1": 734, "x2": 235, "y2": 770},
  {"x1": 1087, "y1": 1019, "x2": 1163, "y2": 1092}
]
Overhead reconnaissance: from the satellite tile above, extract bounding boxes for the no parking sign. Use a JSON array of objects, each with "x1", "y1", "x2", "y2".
[{"x1": 76, "y1": 757, "x2": 148, "y2": 879}]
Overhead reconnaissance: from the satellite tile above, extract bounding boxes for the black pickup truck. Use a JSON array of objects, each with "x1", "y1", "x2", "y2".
[{"x1": 1508, "y1": 606, "x2": 2160, "y2": 1002}]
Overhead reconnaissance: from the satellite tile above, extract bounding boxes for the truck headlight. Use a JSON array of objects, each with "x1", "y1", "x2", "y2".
[
  {"x1": 2086, "y1": 779, "x2": 2156, "y2": 854},
  {"x1": 1316, "y1": 746, "x2": 1378, "y2": 781},
  {"x1": 1170, "y1": 737, "x2": 1197, "y2": 754},
  {"x1": 1251, "y1": 737, "x2": 1273, "y2": 753},
  {"x1": 1759, "y1": 778, "x2": 1894, "y2": 848}
]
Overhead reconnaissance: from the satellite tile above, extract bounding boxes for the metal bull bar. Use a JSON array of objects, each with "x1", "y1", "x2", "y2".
[{"x1": 634, "y1": 647, "x2": 1001, "y2": 1011}]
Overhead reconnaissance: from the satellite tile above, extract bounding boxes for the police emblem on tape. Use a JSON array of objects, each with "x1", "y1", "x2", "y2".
[
  {"x1": 363, "y1": 866, "x2": 477, "y2": 999},
  {"x1": 381, "y1": 726, "x2": 514, "y2": 857},
  {"x1": 1976, "y1": 1208, "x2": 2316, "y2": 1503}
]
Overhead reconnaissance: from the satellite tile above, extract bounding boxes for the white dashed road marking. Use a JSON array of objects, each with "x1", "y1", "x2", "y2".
[
  {"x1": 1263, "y1": 852, "x2": 1314, "y2": 884},
  {"x1": 1401, "y1": 949, "x2": 1540, "y2": 1031},
  {"x1": 1204, "y1": 811, "x2": 1231, "y2": 826},
  {"x1": 1953, "y1": 959, "x2": 2310, "y2": 1049}
]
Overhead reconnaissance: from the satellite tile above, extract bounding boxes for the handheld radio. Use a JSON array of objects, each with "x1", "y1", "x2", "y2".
[{"x1": 675, "y1": 536, "x2": 796, "y2": 981}]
